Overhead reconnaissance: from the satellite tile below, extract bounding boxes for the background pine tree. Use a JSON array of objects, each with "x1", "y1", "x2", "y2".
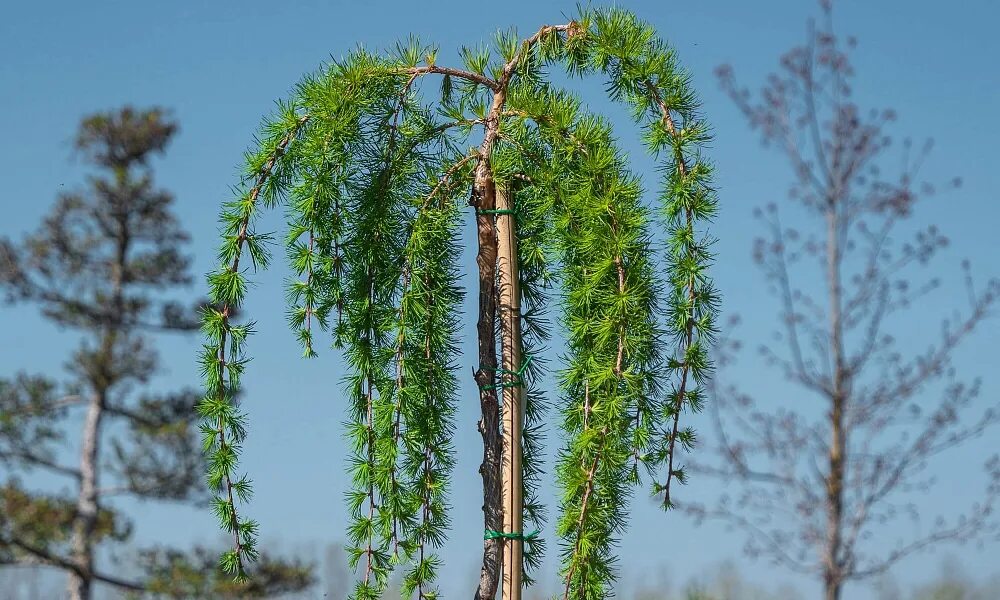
[{"x1": 0, "y1": 107, "x2": 313, "y2": 600}]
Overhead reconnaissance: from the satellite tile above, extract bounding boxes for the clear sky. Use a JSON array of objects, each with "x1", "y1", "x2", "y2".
[{"x1": 2, "y1": 0, "x2": 998, "y2": 598}]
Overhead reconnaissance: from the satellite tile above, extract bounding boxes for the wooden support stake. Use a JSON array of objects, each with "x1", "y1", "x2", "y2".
[{"x1": 496, "y1": 186, "x2": 524, "y2": 600}]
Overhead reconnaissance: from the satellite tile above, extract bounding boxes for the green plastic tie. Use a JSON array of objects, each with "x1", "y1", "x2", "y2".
[
  {"x1": 476, "y1": 208, "x2": 516, "y2": 216},
  {"x1": 484, "y1": 529, "x2": 540, "y2": 542},
  {"x1": 478, "y1": 354, "x2": 534, "y2": 391}
]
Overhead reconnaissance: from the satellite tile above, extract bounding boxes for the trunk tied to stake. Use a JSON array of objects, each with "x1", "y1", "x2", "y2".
[{"x1": 199, "y1": 8, "x2": 721, "y2": 600}]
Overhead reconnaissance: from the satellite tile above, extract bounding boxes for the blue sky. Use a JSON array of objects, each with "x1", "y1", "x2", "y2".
[{"x1": 2, "y1": 0, "x2": 998, "y2": 597}]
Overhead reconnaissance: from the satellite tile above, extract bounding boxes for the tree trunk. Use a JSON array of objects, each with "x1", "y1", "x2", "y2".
[
  {"x1": 823, "y1": 207, "x2": 846, "y2": 600},
  {"x1": 496, "y1": 187, "x2": 524, "y2": 600},
  {"x1": 473, "y1": 175, "x2": 503, "y2": 600},
  {"x1": 473, "y1": 66, "x2": 513, "y2": 600},
  {"x1": 67, "y1": 392, "x2": 104, "y2": 600},
  {"x1": 68, "y1": 191, "x2": 126, "y2": 600},
  {"x1": 824, "y1": 579, "x2": 842, "y2": 600}
]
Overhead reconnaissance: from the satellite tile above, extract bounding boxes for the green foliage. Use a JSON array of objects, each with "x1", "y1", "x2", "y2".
[
  {"x1": 545, "y1": 115, "x2": 661, "y2": 598},
  {"x1": 0, "y1": 481, "x2": 130, "y2": 561},
  {"x1": 0, "y1": 376, "x2": 66, "y2": 472},
  {"x1": 134, "y1": 547, "x2": 314, "y2": 599},
  {"x1": 567, "y1": 7, "x2": 720, "y2": 510},
  {"x1": 201, "y1": 103, "x2": 311, "y2": 581},
  {"x1": 200, "y1": 7, "x2": 718, "y2": 599}
]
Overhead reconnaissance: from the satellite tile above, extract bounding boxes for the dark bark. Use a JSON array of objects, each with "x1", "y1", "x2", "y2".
[
  {"x1": 472, "y1": 47, "x2": 514, "y2": 598},
  {"x1": 473, "y1": 175, "x2": 502, "y2": 600}
]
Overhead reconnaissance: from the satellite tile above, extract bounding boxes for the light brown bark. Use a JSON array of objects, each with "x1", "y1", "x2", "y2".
[
  {"x1": 823, "y1": 207, "x2": 846, "y2": 600},
  {"x1": 496, "y1": 187, "x2": 524, "y2": 600},
  {"x1": 473, "y1": 47, "x2": 512, "y2": 599},
  {"x1": 473, "y1": 174, "x2": 502, "y2": 600}
]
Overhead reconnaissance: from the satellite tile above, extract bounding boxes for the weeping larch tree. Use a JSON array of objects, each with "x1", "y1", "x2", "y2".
[{"x1": 199, "y1": 7, "x2": 720, "y2": 599}]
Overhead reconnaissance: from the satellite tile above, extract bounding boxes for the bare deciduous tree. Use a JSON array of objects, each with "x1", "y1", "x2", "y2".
[{"x1": 685, "y1": 4, "x2": 1000, "y2": 600}]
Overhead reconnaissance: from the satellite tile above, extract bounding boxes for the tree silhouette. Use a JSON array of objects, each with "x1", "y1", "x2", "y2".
[
  {"x1": 687, "y1": 4, "x2": 1000, "y2": 600},
  {"x1": 0, "y1": 107, "x2": 313, "y2": 600}
]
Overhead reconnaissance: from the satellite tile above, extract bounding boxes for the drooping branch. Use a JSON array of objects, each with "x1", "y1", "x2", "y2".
[
  {"x1": 200, "y1": 110, "x2": 309, "y2": 580},
  {"x1": 649, "y1": 81, "x2": 699, "y2": 508},
  {"x1": 555, "y1": 8, "x2": 720, "y2": 515}
]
